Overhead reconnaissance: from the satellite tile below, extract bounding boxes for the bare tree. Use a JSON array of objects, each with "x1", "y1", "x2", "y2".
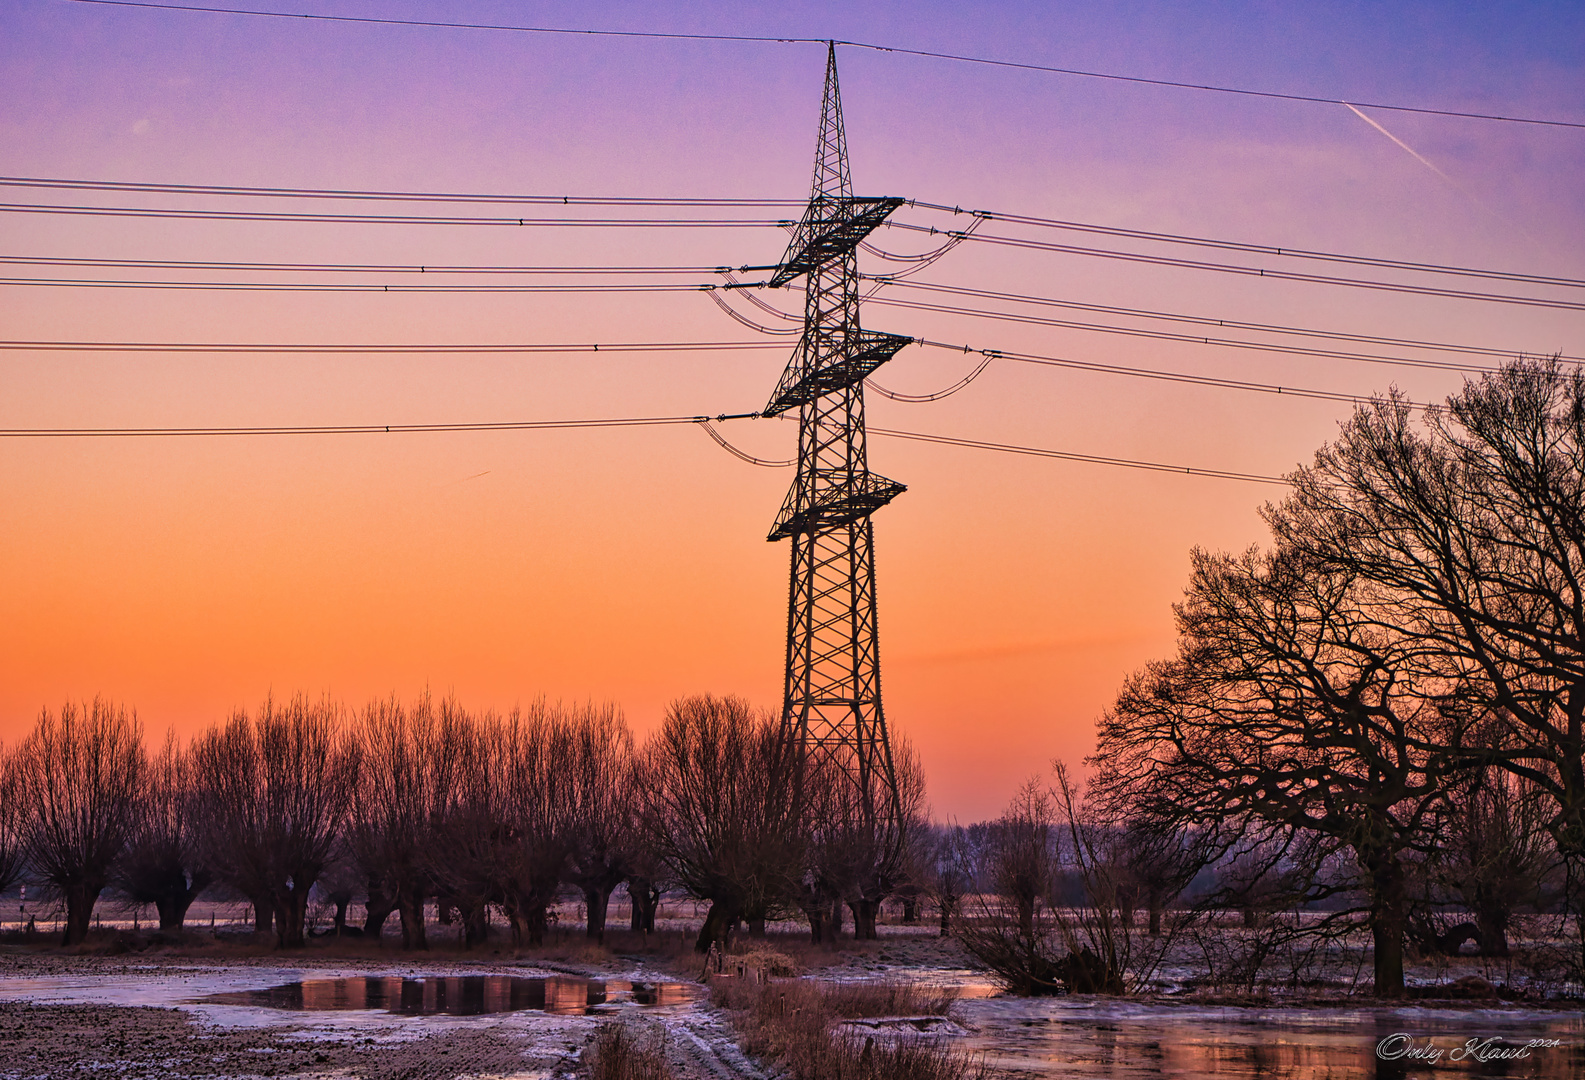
[
  {"x1": 114, "y1": 731, "x2": 212, "y2": 932},
  {"x1": 13, "y1": 699, "x2": 144, "y2": 945},
  {"x1": 1436, "y1": 741, "x2": 1556, "y2": 956},
  {"x1": 563, "y1": 703, "x2": 636, "y2": 943},
  {"x1": 349, "y1": 693, "x2": 444, "y2": 947},
  {"x1": 1270, "y1": 361, "x2": 1585, "y2": 870},
  {"x1": 991, "y1": 778, "x2": 1057, "y2": 940},
  {"x1": 426, "y1": 698, "x2": 496, "y2": 947},
  {"x1": 0, "y1": 744, "x2": 26, "y2": 898},
  {"x1": 192, "y1": 695, "x2": 358, "y2": 948},
  {"x1": 488, "y1": 703, "x2": 575, "y2": 947},
  {"x1": 1090, "y1": 547, "x2": 1462, "y2": 997},
  {"x1": 922, "y1": 823, "x2": 976, "y2": 937},
  {"x1": 638, "y1": 695, "x2": 802, "y2": 953}
]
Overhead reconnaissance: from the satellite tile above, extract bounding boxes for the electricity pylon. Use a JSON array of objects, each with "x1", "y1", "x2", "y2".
[{"x1": 762, "y1": 43, "x2": 908, "y2": 816}]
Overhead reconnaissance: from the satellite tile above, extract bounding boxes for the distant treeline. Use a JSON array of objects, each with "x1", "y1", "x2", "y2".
[{"x1": 0, "y1": 692, "x2": 925, "y2": 954}]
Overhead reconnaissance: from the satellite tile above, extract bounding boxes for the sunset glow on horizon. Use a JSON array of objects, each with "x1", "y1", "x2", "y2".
[{"x1": 3, "y1": 0, "x2": 1581, "y2": 820}]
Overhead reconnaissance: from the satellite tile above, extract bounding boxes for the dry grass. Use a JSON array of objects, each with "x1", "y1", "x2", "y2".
[
  {"x1": 581, "y1": 1021, "x2": 677, "y2": 1080},
  {"x1": 711, "y1": 976, "x2": 988, "y2": 1080}
]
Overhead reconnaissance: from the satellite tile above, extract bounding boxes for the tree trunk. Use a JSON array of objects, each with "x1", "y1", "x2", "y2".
[
  {"x1": 526, "y1": 904, "x2": 549, "y2": 947},
  {"x1": 1148, "y1": 902, "x2": 1163, "y2": 937},
  {"x1": 627, "y1": 877, "x2": 660, "y2": 932},
  {"x1": 1365, "y1": 851, "x2": 1407, "y2": 998},
  {"x1": 154, "y1": 892, "x2": 192, "y2": 933},
  {"x1": 250, "y1": 892, "x2": 274, "y2": 934},
  {"x1": 364, "y1": 879, "x2": 398, "y2": 938},
  {"x1": 849, "y1": 898, "x2": 880, "y2": 941},
  {"x1": 583, "y1": 885, "x2": 610, "y2": 943},
  {"x1": 747, "y1": 916, "x2": 766, "y2": 938},
  {"x1": 461, "y1": 900, "x2": 489, "y2": 948},
  {"x1": 273, "y1": 885, "x2": 311, "y2": 948},
  {"x1": 829, "y1": 896, "x2": 844, "y2": 939},
  {"x1": 802, "y1": 902, "x2": 829, "y2": 944},
  {"x1": 1475, "y1": 904, "x2": 1510, "y2": 957},
  {"x1": 397, "y1": 885, "x2": 428, "y2": 950},
  {"x1": 900, "y1": 895, "x2": 918, "y2": 923},
  {"x1": 62, "y1": 881, "x2": 101, "y2": 946},
  {"x1": 939, "y1": 895, "x2": 957, "y2": 937},
  {"x1": 1016, "y1": 894, "x2": 1035, "y2": 939},
  {"x1": 695, "y1": 901, "x2": 737, "y2": 954}
]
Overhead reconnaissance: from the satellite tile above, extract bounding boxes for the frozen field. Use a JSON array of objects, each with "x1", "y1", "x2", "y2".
[{"x1": 0, "y1": 922, "x2": 1581, "y2": 1078}]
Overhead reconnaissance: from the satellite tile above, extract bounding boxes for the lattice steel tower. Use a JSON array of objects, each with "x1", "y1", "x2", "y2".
[{"x1": 762, "y1": 44, "x2": 908, "y2": 813}]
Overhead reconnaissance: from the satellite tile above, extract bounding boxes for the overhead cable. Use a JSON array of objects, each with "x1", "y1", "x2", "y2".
[
  {"x1": 865, "y1": 425, "x2": 1289, "y2": 484},
  {"x1": 0, "y1": 404, "x2": 1288, "y2": 484},
  {"x1": 868, "y1": 295, "x2": 1514, "y2": 374},
  {"x1": 59, "y1": 1, "x2": 1585, "y2": 129},
  {"x1": 0, "y1": 255, "x2": 735, "y2": 274},
  {"x1": 886, "y1": 223, "x2": 1585, "y2": 311},
  {"x1": 698, "y1": 421, "x2": 794, "y2": 466},
  {"x1": 909, "y1": 204, "x2": 1585, "y2": 289},
  {"x1": 0, "y1": 203, "x2": 787, "y2": 227},
  {"x1": 0, "y1": 176, "x2": 800, "y2": 206},
  {"x1": 0, "y1": 414, "x2": 718, "y2": 437},
  {"x1": 0, "y1": 339, "x2": 784, "y2": 354},
  {"x1": 868, "y1": 354, "x2": 997, "y2": 402},
  {"x1": 0, "y1": 277, "x2": 726, "y2": 293},
  {"x1": 878, "y1": 280, "x2": 1577, "y2": 362}
]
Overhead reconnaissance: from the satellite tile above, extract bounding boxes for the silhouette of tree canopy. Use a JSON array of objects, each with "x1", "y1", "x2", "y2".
[
  {"x1": 114, "y1": 731, "x2": 212, "y2": 932},
  {"x1": 13, "y1": 698, "x2": 143, "y2": 945},
  {"x1": 191, "y1": 695, "x2": 357, "y2": 948}
]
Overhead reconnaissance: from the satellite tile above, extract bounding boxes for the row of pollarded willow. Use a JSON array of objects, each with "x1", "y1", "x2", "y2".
[
  {"x1": 0, "y1": 690, "x2": 926, "y2": 952},
  {"x1": 1089, "y1": 358, "x2": 1584, "y2": 998}
]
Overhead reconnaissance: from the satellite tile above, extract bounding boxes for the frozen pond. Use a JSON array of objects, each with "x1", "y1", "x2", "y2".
[
  {"x1": 956, "y1": 995, "x2": 1585, "y2": 1078},
  {"x1": 195, "y1": 974, "x2": 693, "y2": 1016}
]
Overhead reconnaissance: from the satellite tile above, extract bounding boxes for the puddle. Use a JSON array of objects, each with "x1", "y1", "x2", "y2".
[
  {"x1": 193, "y1": 975, "x2": 694, "y2": 1017},
  {"x1": 956, "y1": 999, "x2": 1585, "y2": 1078}
]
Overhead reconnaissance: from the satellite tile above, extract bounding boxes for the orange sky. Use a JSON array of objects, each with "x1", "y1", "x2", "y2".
[{"x1": 2, "y1": 0, "x2": 1582, "y2": 819}]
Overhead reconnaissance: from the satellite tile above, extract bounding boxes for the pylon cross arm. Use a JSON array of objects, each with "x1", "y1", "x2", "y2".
[
  {"x1": 768, "y1": 474, "x2": 907, "y2": 542},
  {"x1": 767, "y1": 197, "x2": 906, "y2": 287},
  {"x1": 762, "y1": 330, "x2": 912, "y2": 417}
]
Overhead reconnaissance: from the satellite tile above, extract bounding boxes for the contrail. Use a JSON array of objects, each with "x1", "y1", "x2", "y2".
[
  {"x1": 1342, "y1": 101, "x2": 1555, "y2": 258},
  {"x1": 1343, "y1": 102, "x2": 1458, "y2": 185}
]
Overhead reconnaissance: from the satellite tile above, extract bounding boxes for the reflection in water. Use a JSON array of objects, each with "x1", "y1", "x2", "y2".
[
  {"x1": 198, "y1": 975, "x2": 694, "y2": 1016},
  {"x1": 957, "y1": 999, "x2": 1585, "y2": 1079}
]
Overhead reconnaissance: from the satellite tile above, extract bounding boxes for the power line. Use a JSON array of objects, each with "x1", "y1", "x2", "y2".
[
  {"x1": 0, "y1": 255, "x2": 733, "y2": 274},
  {"x1": 59, "y1": 1, "x2": 1585, "y2": 130},
  {"x1": 887, "y1": 223, "x2": 1585, "y2": 311},
  {"x1": 869, "y1": 295, "x2": 1511, "y2": 374},
  {"x1": 0, "y1": 203, "x2": 788, "y2": 227},
  {"x1": 0, "y1": 176, "x2": 801, "y2": 207},
  {"x1": 907, "y1": 338, "x2": 1430, "y2": 407},
  {"x1": 0, "y1": 405, "x2": 1288, "y2": 484},
  {"x1": 0, "y1": 414, "x2": 717, "y2": 437},
  {"x1": 0, "y1": 278, "x2": 725, "y2": 293},
  {"x1": 865, "y1": 425, "x2": 1289, "y2": 485},
  {"x1": 909, "y1": 204, "x2": 1585, "y2": 290},
  {"x1": 879, "y1": 280, "x2": 1577, "y2": 363},
  {"x1": 0, "y1": 339, "x2": 783, "y2": 354},
  {"x1": 10, "y1": 175, "x2": 1576, "y2": 296}
]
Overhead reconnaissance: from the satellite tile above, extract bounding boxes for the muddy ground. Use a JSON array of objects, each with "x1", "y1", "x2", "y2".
[{"x1": 2, "y1": 922, "x2": 1582, "y2": 1079}]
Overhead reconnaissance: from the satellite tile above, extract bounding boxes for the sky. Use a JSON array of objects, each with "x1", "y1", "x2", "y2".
[{"x1": 2, "y1": 0, "x2": 1582, "y2": 821}]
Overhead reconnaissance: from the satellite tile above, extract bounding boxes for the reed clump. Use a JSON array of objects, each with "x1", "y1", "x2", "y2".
[
  {"x1": 710, "y1": 976, "x2": 987, "y2": 1080},
  {"x1": 581, "y1": 1021, "x2": 677, "y2": 1080}
]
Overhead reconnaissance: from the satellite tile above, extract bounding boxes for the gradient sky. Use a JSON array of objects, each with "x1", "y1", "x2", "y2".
[{"x1": 2, "y1": 0, "x2": 1582, "y2": 820}]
